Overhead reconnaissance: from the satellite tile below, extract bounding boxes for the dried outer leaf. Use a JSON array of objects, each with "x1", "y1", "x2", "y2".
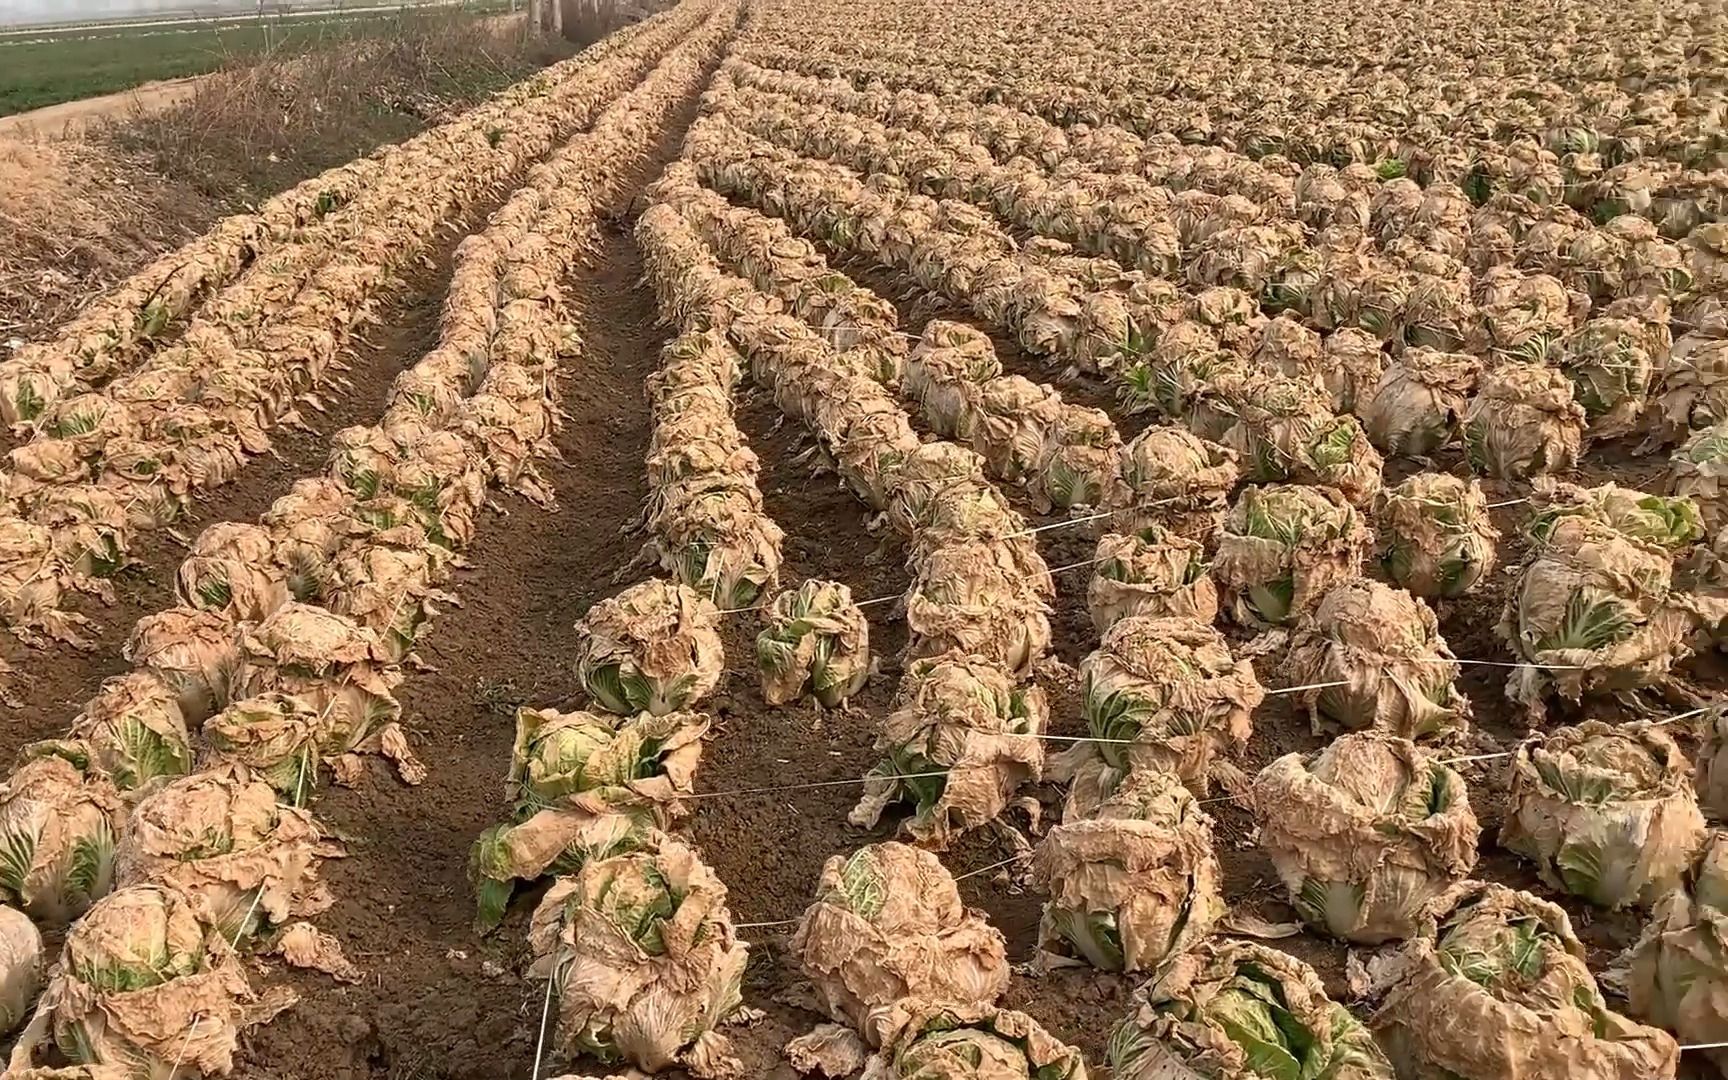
[
  {"x1": 1497, "y1": 516, "x2": 1697, "y2": 717},
  {"x1": 527, "y1": 834, "x2": 747, "y2": 1075},
  {"x1": 1368, "y1": 882, "x2": 1678, "y2": 1080},
  {"x1": 1625, "y1": 830, "x2": 1728, "y2": 1076},
  {"x1": 861, "y1": 1001, "x2": 1087, "y2": 1080},
  {"x1": 574, "y1": 579, "x2": 725, "y2": 716},
  {"x1": 6, "y1": 885, "x2": 257, "y2": 1078},
  {"x1": 1033, "y1": 768, "x2": 1223, "y2": 973},
  {"x1": 121, "y1": 607, "x2": 243, "y2": 725},
  {"x1": 1374, "y1": 472, "x2": 1500, "y2": 599},
  {"x1": 1098, "y1": 426, "x2": 1240, "y2": 543},
  {"x1": 1111, "y1": 939, "x2": 1393, "y2": 1080},
  {"x1": 0, "y1": 753, "x2": 124, "y2": 926},
  {"x1": 849, "y1": 653, "x2": 1047, "y2": 849},
  {"x1": 1320, "y1": 327, "x2": 1385, "y2": 415},
  {"x1": 1697, "y1": 711, "x2": 1728, "y2": 823},
  {"x1": 25, "y1": 485, "x2": 132, "y2": 597},
  {"x1": 1254, "y1": 733, "x2": 1478, "y2": 944},
  {"x1": 1036, "y1": 403, "x2": 1121, "y2": 512},
  {"x1": 1501, "y1": 720, "x2": 1707, "y2": 910},
  {"x1": 469, "y1": 809, "x2": 658, "y2": 933},
  {"x1": 756, "y1": 579, "x2": 871, "y2": 708},
  {"x1": 884, "y1": 442, "x2": 989, "y2": 539},
  {"x1": 903, "y1": 541, "x2": 1053, "y2": 678},
  {"x1": 0, "y1": 903, "x2": 42, "y2": 1036},
  {"x1": 325, "y1": 420, "x2": 487, "y2": 549},
  {"x1": 1462, "y1": 362, "x2": 1587, "y2": 479},
  {"x1": 1213, "y1": 484, "x2": 1371, "y2": 629},
  {"x1": 115, "y1": 769, "x2": 341, "y2": 943},
  {"x1": 1286, "y1": 579, "x2": 1469, "y2": 740},
  {"x1": 792, "y1": 842, "x2": 1009, "y2": 1045},
  {"x1": 1057, "y1": 615, "x2": 1261, "y2": 801},
  {"x1": 1672, "y1": 422, "x2": 1728, "y2": 533},
  {"x1": 1360, "y1": 346, "x2": 1480, "y2": 459},
  {"x1": 327, "y1": 532, "x2": 458, "y2": 663},
  {"x1": 174, "y1": 522, "x2": 293, "y2": 623},
  {"x1": 1087, "y1": 528, "x2": 1217, "y2": 634}
]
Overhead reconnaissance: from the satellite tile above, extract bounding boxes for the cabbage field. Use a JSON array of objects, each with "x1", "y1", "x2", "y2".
[{"x1": 0, "y1": 0, "x2": 1727, "y2": 1075}]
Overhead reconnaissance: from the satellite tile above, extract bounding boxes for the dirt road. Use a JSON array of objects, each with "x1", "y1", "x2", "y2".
[{"x1": 0, "y1": 73, "x2": 203, "y2": 136}]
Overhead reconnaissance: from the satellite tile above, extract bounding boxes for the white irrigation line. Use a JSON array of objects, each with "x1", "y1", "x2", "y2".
[
  {"x1": 1486, "y1": 497, "x2": 1531, "y2": 509},
  {"x1": 739, "y1": 851, "x2": 1035, "y2": 931},
  {"x1": 530, "y1": 964, "x2": 556, "y2": 1080},
  {"x1": 168, "y1": 1013, "x2": 205, "y2": 1080},
  {"x1": 1685, "y1": 1041, "x2": 1728, "y2": 1051},
  {"x1": 1436, "y1": 706, "x2": 1717, "y2": 766}
]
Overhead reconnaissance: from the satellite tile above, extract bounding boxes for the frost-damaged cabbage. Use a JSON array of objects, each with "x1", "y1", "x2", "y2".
[
  {"x1": 1253, "y1": 733, "x2": 1478, "y2": 944},
  {"x1": 1088, "y1": 528, "x2": 1217, "y2": 633},
  {"x1": 527, "y1": 834, "x2": 747, "y2": 1076},
  {"x1": 470, "y1": 708, "x2": 704, "y2": 930},
  {"x1": 122, "y1": 607, "x2": 243, "y2": 724},
  {"x1": 326, "y1": 419, "x2": 486, "y2": 548},
  {"x1": 1672, "y1": 423, "x2": 1728, "y2": 532},
  {"x1": 1698, "y1": 711, "x2": 1728, "y2": 822},
  {"x1": 1500, "y1": 720, "x2": 1706, "y2": 910},
  {"x1": 1625, "y1": 830, "x2": 1728, "y2": 1075},
  {"x1": 966, "y1": 375, "x2": 1062, "y2": 485},
  {"x1": 756, "y1": 579, "x2": 871, "y2": 708},
  {"x1": 115, "y1": 770, "x2": 340, "y2": 944},
  {"x1": 1098, "y1": 426, "x2": 1240, "y2": 543},
  {"x1": 230, "y1": 603, "x2": 417, "y2": 783},
  {"x1": 0, "y1": 516, "x2": 92, "y2": 649},
  {"x1": 64, "y1": 671, "x2": 192, "y2": 791},
  {"x1": 1110, "y1": 939, "x2": 1393, "y2": 1080},
  {"x1": 1527, "y1": 480, "x2": 1705, "y2": 554},
  {"x1": 1462, "y1": 363, "x2": 1587, "y2": 479},
  {"x1": 860, "y1": 1002, "x2": 1088, "y2": 1080},
  {"x1": 1367, "y1": 883, "x2": 1678, "y2": 1080},
  {"x1": 1213, "y1": 484, "x2": 1370, "y2": 628},
  {"x1": 6, "y1": 885, "x2": 262, "y2": 1078},
  {"x1": 1375, "y1": 473, "x2": 1499, "y2": 599},
  {"x1": 1360, "y1": 347, "x2": 1479, "y2": 459},
  {"x1": 849, "y1": 654, "x2": 1046, "y2": 849},
  {"x1": 1033, "y1": 768, "x2": 1222, "y2": 973},
  {"x1": 174, "y1": 522, "x2": 293, "y2": 623},
  {"x1": 1498, "y1": 516, "x2": 1700, "y2": 716},
  {"x1": 0, "y1": 904, "x2": 41, "y2": 1035},
  {"x1": 1286, "y1": 579, "x2": 1469, "y2": 739},
  {"x1": 1560, "y1": 316, "x2": 1659, "y2": 441},
  {"x1": 904, "y1": 542, "x2": 1053, "y2": 678},
  {"x1": 1057, "y1": 616, "x2": 1262, "y2": 801},
  {"x1": 1218, "y1": 377, "x2": 1383, "y2": 507},
  {"x1": 0, "y1": 753, "x2": 123, "y2": 925},
  {"x1": 904, "y1": 320, "x2": 1001, "y2": 440},
  {"x1": 645, "y1": 482, "x2": 784, "y2": 611},
  {"x1": 575, "y1": 580, "x2": 725, "y2": 716},
  {"x1": 789, "y1": 843, "x2": 1008, "y2": 1047},
  {"x1": 1036, "y1": 403, "x2": 1122, "y2": 512}
]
